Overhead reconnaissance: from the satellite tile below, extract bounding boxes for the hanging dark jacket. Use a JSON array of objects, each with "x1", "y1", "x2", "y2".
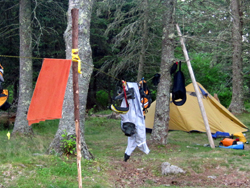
[{"x1": 172, "y1": 61, "x2": 186, "y2": 106}]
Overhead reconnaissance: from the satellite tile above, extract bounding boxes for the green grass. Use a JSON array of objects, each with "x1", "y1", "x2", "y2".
[{"x1": 0, "y1": 112, "x2": 250, "y2": 187}]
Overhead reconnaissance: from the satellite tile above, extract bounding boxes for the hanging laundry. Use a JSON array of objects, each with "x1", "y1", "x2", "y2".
[
  {"x1": 172, "y1": 61, "x2": 186, "y2": 106},
  {"x1": 27, "y1": 58, "x2": 71, "y2": 125},
  {"x1": 120, "y1": 82, "x2": 150, "y2": 162}
]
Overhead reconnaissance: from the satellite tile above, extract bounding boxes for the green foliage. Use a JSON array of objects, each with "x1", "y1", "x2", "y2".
[
  {"x1": 60, "y1": 130, "x2": 76, "y2": 156},
  {"x1": 245, "y1": 102, "x2": 250, "y2": 113},
  {"x1": 88, "y1": 105, "x2": 96, "y2": 116},
  {"x1": 177, "y1": 52, "x2": 232, "y2": 107},
  {"x1": 96, "y1": 90, "x2": 109, "y2": 109},
  {"x1": 181, "y1": 53, "x2": 225, "y2": 88},
  {"x1": 218, "y1": 89, "x2": 232, "y2": 108},
  {"x1": 150, "y1": 89, "x2": 157, "y2": 101}
]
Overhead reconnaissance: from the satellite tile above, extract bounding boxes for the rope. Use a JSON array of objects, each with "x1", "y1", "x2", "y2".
[
  {"x1": 0, "y1": 54, "x2": 122, "y2": 82},
  {"x1": 0, "y1": 54, "x2": 160, "y2": 84},
  {"x1": 0, "y1": 54, "x2": 43, "y2": 60}
]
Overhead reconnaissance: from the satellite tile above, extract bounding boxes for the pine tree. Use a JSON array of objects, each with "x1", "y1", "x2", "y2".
[{"x1": 12, "y1": 0, "x2": 34, "y2": 136}]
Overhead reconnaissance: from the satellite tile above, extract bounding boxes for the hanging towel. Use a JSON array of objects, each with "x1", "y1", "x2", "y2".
[{"x1": 27, "y1": 58, "x2": 71, "y2": 125}]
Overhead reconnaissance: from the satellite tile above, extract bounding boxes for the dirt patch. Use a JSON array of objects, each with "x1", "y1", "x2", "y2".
[
  {"x1": 107, "y1": 158, "x2": 250, "y2": 187},
  {"x1": 107, "y1": 142, "x2": 250, "y2": 188}
]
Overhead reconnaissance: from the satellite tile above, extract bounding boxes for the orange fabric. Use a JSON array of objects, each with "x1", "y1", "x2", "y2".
[
  {"x1": 27, "y1": 58, "x2": 71, "y2": 125},
  {"x1": 220, "y1": 138, "x2": 236, "y2": 146},
  {"x1": 0, "y1": 89, "x2": 8, "y2": 106}
]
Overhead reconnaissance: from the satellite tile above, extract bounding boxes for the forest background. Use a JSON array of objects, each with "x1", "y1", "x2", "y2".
[
  {"x1": 1, "y1": 0, "x2": 250, "y2": 113},
  {"x1": 1, "y1": 0, "x2": 250, "y2": 187}
]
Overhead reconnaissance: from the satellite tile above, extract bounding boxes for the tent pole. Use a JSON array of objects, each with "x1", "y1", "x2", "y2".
[
  {"x1": 176, "y1": 24, "x2": 215, "y2": 149},
  {"x1": 71, "y1": 9, "x2": 83, "y2": 188}
]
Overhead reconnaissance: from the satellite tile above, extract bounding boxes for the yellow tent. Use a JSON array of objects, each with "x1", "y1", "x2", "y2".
[{"x1": 145, "y1": 83, "x2": 248, "y2": 134}]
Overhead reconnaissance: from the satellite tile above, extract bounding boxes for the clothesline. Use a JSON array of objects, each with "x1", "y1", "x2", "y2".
[{"x1": 0, "y1": 54, "x2": 155, "y2": 82}]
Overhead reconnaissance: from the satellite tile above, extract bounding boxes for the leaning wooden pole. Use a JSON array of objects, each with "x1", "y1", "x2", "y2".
[
  {"x1": 176, "y1": 24, "x2": 215, "y2": 149},
  {"x1": 71, "y1": 9, "x2": 82, "y2": 188}
]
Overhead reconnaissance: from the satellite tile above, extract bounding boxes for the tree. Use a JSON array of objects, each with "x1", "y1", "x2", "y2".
[
  {"x1": 137, "y1": 0, "x2": 149, "y2": 82},
  {"x1": 150, "y1": 0, "x2": 176, "y2": 144},
  {"x1": 101, "y1": 0, "x2": 162, "y2": 80},
  {"x1": 0, "y1": 1, "x2": 68, "y2": 107},
  {"x1": 228, "y1": 0, "x2": 244, "y2": 113},
  {"x1": 12, "y1": 0, "x2": 33, "y2": 136},
  {"x1": 48, "y1": 0, "x2": 94, "y2": 159}
]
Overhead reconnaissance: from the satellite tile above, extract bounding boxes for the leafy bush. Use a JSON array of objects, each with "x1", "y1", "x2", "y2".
[
  {"x1": 218, "y1": 89, "x2": 232, "y2": 108},
  {"x1": 179, "y1": 52, "x2": 231, "y2": 107},
  {"x1": 60, "y1": 130, "x2": 76, "y2": 156},
  {"x1": 96, "y1": 90, "x2": 109, "y2": 109}
]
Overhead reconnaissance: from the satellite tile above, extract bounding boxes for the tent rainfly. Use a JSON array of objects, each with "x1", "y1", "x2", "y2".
[{"x1": 145, "y1": 83, "x2": 248, "y2": 135}]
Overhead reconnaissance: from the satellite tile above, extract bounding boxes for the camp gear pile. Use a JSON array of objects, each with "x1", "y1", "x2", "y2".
[
  {"x1": 218, "y1": 132, "x2": 247, "y2": 150},
  {"x1": 219, "y1": 138, "x2": 238, "y2": 146},
  {"x1": 212, "y1": 131, "x2": 231, "y2": 139}
]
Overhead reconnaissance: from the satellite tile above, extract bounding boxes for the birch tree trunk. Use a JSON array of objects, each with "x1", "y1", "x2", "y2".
[
  {"x1": 48, "y1": 0, "x2": 94, "y2": 159},
  {"x1": 228, "y1": 0, "x2": 244, "y2": 114},
  {"x1": 150, "y1": 0, "x2": 176, "y2": 144},
  {"x1": 12, "y1": 0, "x2": 33, "y2": 136}
]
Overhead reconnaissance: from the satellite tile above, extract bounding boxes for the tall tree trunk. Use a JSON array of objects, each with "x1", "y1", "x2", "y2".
[
  {"x1": 228, "y1": 0, "x2": 244, "y2": 113},
  {"x1": 12, "y1": 0, "x2": 33, "y2": 136},
  {"x1": 48, "y1": 0, "x2": 94, "y2": 159},
  {"x1": 150, "y1": 0, "x2": 176, "y2": 145},
  {"x1": 137, "y1": 0, "x2": 148, "y2": 82}
]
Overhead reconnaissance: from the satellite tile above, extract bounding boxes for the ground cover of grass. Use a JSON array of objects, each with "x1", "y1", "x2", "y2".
[{"x1": 0, "y1": 111, "x2": 249, "y2": 188}]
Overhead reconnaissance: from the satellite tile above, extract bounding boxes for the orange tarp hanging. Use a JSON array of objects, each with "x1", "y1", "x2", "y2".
[{"x1": 27, "y1": 58, "x2": 71, "y2": 125}]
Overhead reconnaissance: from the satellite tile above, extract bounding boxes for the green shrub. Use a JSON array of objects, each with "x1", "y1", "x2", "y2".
[
  {"x1": 96, "y1": 90, "x2": 109, "y2": 109},
  {"x1": 60, "y1": 130, "x2": 76, "y2": 156},
  {"x1": 179, "y1": 52, "x2": 232, "y2": 107},
  {"x1": 245, "y1": 102, "x2": 250, "y2": 113},
  {"x1": 218, "y1": 89, "x2": 232, "y2": 108}
]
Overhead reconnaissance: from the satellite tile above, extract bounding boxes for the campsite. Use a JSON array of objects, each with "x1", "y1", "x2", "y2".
[
  {"x1": 1, "y1": 0, "x2": 250, "y2": 188},
  {"x1": 0, "y1": 111, "x2": 250, "y2": 187}
]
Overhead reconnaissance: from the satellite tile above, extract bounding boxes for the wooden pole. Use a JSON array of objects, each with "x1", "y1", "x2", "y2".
[
  {"x1": 71, "y1": 9, "x2": 82, "y2": 188},
  {"x1": 176, "y1": 24, "x2": 215, "y2": 149}
]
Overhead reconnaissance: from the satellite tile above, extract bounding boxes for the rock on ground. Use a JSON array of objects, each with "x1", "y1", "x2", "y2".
[{"x1": 161, "y1": 162, "x2": 186, "y2": 175}]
